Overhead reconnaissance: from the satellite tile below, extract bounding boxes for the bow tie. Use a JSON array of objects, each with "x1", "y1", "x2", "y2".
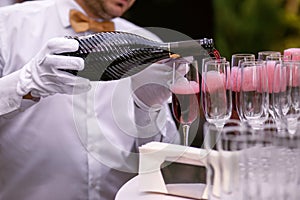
[{"x1": 69, "y1": 9, "x2": 115, "y2": 33}]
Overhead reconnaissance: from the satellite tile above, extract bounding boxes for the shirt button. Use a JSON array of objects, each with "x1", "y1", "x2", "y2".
[{"x1": 91, "y1": 182, "x2": 96, "y2": 188}]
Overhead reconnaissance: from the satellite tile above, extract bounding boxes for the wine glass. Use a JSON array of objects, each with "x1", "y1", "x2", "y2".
[
  {"x1": 239, "y1": 60, "x2": 269, "y2": 130},
  {"x1": 170, "y1": 59, "x2": 200, "y2": 146},
  {"x1": 231, "y1": 53, "x2": 256, "y2": 121},
  {"x1": 201, "y1": 60, "x2": 232, "y2": 130}
]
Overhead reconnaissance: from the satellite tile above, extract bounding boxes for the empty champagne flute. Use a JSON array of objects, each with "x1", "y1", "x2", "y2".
[
  {"x1": 170, "y1": 59, "x2": 200, "y2": 146},
  {"x1": 258, "y1": 51, "x2": 282, "y2": 121},
  {"x1": 203, "y1": 119, "x2": 244, "y2": 200},
  {"x1": 231, "y1": 53, "x2": 256, "y2": 121},
  {"x1": 272, "y1": 60, "x2": 300, "y2": 135},
  {"x1": 239, "y1": 60, "x2": 269, "y2": 130},
  {"x1": 259, "y1": 52, "x2": 282, "y2": 119},
  {"x1": 217, "y1": 123, "x2": 252, "y2": 200},
  {"x1": 271, "y1": 125, "x2": 300, "y2": 200},
  {"x1": 201, "y1": 60, "x2": 232, "y2": 130},
  {"x1": 265, "y1": 55, "x2": 291, "y2": 130}
]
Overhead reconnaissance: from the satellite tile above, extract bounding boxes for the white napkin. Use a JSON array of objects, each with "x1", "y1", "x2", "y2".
[{"x1": 138, "y1": 142, "x2": 210, "y2": 199}]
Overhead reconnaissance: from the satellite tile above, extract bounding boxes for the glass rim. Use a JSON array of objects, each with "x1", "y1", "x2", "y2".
[
  {"x1": 240, "y1": 59, "x2": 265, "y2": 65},
  {"x1": 205, "y1": 60, "x2": 230, "y2": 65},
  {"x1": 258, "y1": 50, "x2": 281, "y2": 54},
  {"x1": 231, "y1": 53, "x2": 256, "y2": 57}
]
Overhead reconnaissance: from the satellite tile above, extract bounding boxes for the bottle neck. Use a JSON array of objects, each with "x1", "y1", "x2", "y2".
[{"x1": 163, "y1": 38, "x2": 217, "y2": 58}]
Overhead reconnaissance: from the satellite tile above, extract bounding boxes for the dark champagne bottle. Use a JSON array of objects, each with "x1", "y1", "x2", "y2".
[{"x1": 60, "y1": 31, "x2": 219, "y2": 81}]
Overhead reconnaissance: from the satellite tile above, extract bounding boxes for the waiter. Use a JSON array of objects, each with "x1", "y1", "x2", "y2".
[{"x1": 0, "y1": 0, "x2": 180, "y2": 199}]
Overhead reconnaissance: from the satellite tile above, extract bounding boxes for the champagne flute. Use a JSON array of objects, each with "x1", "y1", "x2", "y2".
[
  {"x1": 239, "y1": 60, "x2": 269, "y2": 130},
  {"x1": 201, "y1": 57, "x2": 227, "y2": 117},
  {"x1": 203, "y1": 119, "x2": 243, "y2": 200},
  {"x1": 201, "y1": 60, "x2": 232, "y2": 130},
  {"x1": 258, "y1": 51, "x2": 281, "y2": 121},
  {"x1": 272, "y1": 60, "x2": 300, "y2": 135},
  {"x1": 265, "y1": 55, "x2": 291, "y2": 118},
  {"x1": 170, "y1": 59, "x2": 200, "y2": 146},
  {"x1": 283, "y1": 48, "x2": 300, "y2": 132},
  {"x1": 231, "y1": 53, "x2": 256, "y2": 121}
]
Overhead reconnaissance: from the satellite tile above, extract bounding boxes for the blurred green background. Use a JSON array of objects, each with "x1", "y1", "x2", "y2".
[
  {"x1": 213, "y1": 0, "x2": 300, "y2": 58},
  {"x1": 125, "y1": 0, "x2": 300, "y2": 147},
  {"x1": 125, "y1": 0, "x2": 300, "y2": 60}
]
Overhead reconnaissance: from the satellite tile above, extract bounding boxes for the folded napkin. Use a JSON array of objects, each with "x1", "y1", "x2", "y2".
[
  {"x1": 138, "y1": 142, "x2": 211, "y2": 199},
  {"x1": 138, "y1": 142, "x2": 241, "y2": 199}
]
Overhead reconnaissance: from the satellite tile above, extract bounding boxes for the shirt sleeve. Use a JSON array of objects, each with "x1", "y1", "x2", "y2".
[
  {"x1": 0, "y1": 70, "x2": 23, "y2": 116},
  {"x1": 0, "y1": 12, "x2": 37, "y2": 117},
  {"x1": 0, "y1": 12, "x2": 24, "y2": 116}
]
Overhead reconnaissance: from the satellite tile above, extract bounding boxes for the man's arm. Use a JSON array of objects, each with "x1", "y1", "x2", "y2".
[{"x1": 0, "y1": 37, "x2": 91, "y2": 117}]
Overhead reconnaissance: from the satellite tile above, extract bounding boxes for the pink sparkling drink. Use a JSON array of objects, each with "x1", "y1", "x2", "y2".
[
  {"x1": 201, "y1": 69, "x2": 231, "y2": 125},
  {"x1": 170, "y1": 80, "x2": 200, "y2": 125}
]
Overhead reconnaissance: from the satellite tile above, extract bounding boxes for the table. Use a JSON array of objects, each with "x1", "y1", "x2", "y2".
[{"x1": 115, "y1": 175, "x2": 204, "y2": 200}]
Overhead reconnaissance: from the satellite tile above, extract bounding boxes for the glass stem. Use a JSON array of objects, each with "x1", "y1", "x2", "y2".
[{"x1": 182, "y1": 124, "x2": 190, "y2": 146}]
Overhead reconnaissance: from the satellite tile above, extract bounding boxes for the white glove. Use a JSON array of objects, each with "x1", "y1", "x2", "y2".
[
  {"x1": 131, "y1": 62, "x2": 172, "y2": 111},
  {"x1": 131, "y1": 57, "x2": 192, "y2": 111},
  {"x1": 16, "y1": 37, "x2": 91, "y2": 98}
]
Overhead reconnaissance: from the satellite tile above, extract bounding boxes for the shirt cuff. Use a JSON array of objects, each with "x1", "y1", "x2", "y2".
[{"x1": 0, "y1": 70, "x2": 38, "y2": 116}]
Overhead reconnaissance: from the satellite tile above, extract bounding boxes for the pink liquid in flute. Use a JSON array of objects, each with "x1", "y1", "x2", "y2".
[
  {"x1": 201, "y1": 70, "x2": 230, "y2": 122},
  {"x1": 201, "y1": 71, "x2": 226, "y2": 92},
  {"x1": 230, "y1": 65, "x2": 277, "y2": 92},
  {"x1": 170, "y1": 80, "x2": 199, "y2": 94},
  {"x1": 170, "y1": 80, "x2": 200, "y2": 124},
  {"x1": 201, "y1": 71, "x2": 228, "y2": 111},
  {"x1": 284, "y1": 48, "x2": 300, "y2": 61}
]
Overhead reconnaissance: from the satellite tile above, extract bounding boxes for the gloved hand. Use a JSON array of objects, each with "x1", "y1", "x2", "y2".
[
  {"x1": 16, "y1": 37, "x2": 91, "y2": 98},
  {"x1": 131, "y1": 57, "x2": 192, "y2": 111}
]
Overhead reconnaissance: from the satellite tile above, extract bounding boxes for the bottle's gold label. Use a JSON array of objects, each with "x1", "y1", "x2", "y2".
[{"x1": 169, "y1": 53, "x2": 180, "y2": 59}]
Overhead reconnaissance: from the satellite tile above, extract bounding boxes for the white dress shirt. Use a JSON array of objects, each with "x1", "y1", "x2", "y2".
[
  {"x1": 0, "y1": 0, "x2": 179, "y2": 199},
  {"x1": 0, "y1": 0, "x2": 15, "y2": 7}
]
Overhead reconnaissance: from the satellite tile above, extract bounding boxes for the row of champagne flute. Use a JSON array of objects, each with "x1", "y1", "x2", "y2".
[
  {"x1": 201, "y1": 49, "x2": 300, "y2": 133},
  {"x1": 169, "y1": 48, "x2": 300, "y2": 146},
  {"x1": 204, "y1": 118, "x2": 300, "y2": 200},
  {"x1": 201, "y1": 49, "x2": 300, "y2": 199}
]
